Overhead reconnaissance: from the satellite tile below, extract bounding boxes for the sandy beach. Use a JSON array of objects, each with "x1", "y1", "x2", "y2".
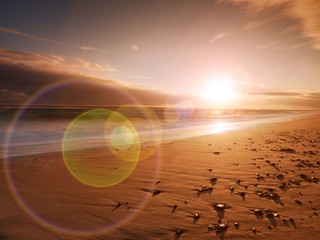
[{"x1": 1, "y1": 114, "x2": 319, "y2": 240}]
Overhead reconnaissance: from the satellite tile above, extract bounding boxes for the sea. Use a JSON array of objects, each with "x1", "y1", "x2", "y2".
[{"x1": 0, "y1": 106, "x2": 317, "y2": 158}]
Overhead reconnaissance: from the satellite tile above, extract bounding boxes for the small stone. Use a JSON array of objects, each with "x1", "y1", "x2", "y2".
[
  {"x1": 193, "y1": 213, "x2": 200, "y2": 219},
  {"x1": 214, "y1": 203, "x2": 225, "y2": 210},
  {"x1": 234, "y1": 222, "x2": 239, "y2": 229},
  {"x1": 266, "y1": 212, "x2": 275, "y2": 219},
  {"x1": 254, "y1": 209, "x2": 264, "y2": 216}
]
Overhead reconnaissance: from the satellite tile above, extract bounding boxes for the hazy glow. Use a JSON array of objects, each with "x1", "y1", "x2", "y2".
[
  {"x1": 209, "y1": 122, "x2": 231, "y2": 134},
  {"x1": 110, "y1": 126, "x2": 135, "y2": 151},
  {"x1": 200, "y1": 76, "x2": 239, "y2": 103}
]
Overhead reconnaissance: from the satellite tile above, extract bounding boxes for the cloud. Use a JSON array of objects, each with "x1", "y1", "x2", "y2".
[
  {"x1": 131, "y1": 44, "x2": 139, "y2": 51},
  {"x1": 222, "y1": 0, "x2": 320, "y2": 50},
  {"x1": 0, "y1": 26, "x2": 63, "y2": 45},
  {"x1": 0, "y1": 88, "x2": 27, "y2": 103},
  {"x1": 75, "y1": 45, "x2": 108, "y2": 53},
  {"x1": 244, "y1": 20, "x2": 266, "y2": 30},
  {"x1": 209, "y1": 32, "x2": 227, "y2": 43},
  {"x1": 0, "y1": 25, "x2": 108, "y2": 54},
  {"x1": 304, "y1": 92, "x2": 320, "y2": 99},
  {"x1": 251, "y1": 91, "x2": 303, "y2": 97},
  {"x1": 256, "y1": 40, "x2": 310, "y2": 50},
  {"x1": 291, "y1": 1, "x2": 320, "y2": 50},
  {"x1": 126, "y1": 75, "x2": 152, "y2": 80},
  {"x1": 244, "y1": 14, "x2": 281, "y2": 30},
  {"x1": 246, "y1": 90, "x2": 320, "y2": 109},
  {"x1": 281, "y1": 24, "x2": 301, "y2": 34},
  {"x1": 0, "y1": 48, "x2": 117, "y2": 74},
  {"x1": 73, "y1": 58, "x2": 118, "y2": 72},
  {"x1": 0, "y1": 61, "x2": 169, "y2": 107}
]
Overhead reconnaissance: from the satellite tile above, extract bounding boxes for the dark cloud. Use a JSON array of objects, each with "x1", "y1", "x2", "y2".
[{"x1": 0, "y1": 61, "x2": 168, "y2": 107}]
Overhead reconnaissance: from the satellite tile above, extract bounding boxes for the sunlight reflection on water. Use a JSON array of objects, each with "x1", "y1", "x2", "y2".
[{"x1": 208, "y1": 122, "x2": 233, "y2": 134}]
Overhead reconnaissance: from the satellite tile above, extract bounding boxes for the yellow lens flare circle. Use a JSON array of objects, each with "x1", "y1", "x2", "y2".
[
  {"x1": 62, "y1": 109, "x2": 139, "y2": 188},
  {"x1": 105, "y1": 111, "x2": 140, "y2": 162},
  {"x1": 109, "y1": 126, "x2": 135, "y2": 151},
  {"x1": 113, "y1": 104, "x2": 163, "y2": 162}
]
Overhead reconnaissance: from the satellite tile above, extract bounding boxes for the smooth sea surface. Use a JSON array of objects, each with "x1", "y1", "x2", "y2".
[{"x1": 0, "y1": 106, "x2": 317, "y2": 158}]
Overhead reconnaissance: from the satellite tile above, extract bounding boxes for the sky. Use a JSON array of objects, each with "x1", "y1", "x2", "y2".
[{"x1": 1, "y1": 0, "x2": 320, "y2": 109}]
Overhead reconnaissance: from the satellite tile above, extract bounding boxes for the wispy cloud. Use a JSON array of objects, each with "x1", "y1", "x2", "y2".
[
  {"x1": 73, "y1": 58, "x2": 117, "y2": 72},
  {"x1": 281, "y1": 24, "x2": 301, "y2": 34},
  {"x1": 223, "y1": 0, "x2": 320, "y2": 50},
  {"x1": 126, "y1": 75, "x2": 152, "y2": 80},
  {"x1": 209, "y1": 32, "x2": 227, "y2": 44},
  {"x1": 250, "y1": 91, "x2": 303, "y2": 97},
  {"x1": 256, "y1": 40, "x2": 311, "y2": 50},
  {"x1": 246, "y1": 90, "x2": 320, "y2": 109},
  {"x1": 0, "y1": 88, "x2": 27, "y2": 100},
  {"x1": 244, "y1": 15, "x2": 279, "y2": 30},
  {"x1": 0, "y1": 48, "x2": 117, "y2": 74},
  {"x1": 75, "y1": 45, "x2": 108, "y2": 53},
  {"x1": 305, "y1": 92, "x2": 320, "y2": 99},
  {"x1": 0, "y1": 25, "x2": 108, "y2": 54},
  {"x1": 0, "y1": 26, "x2": 63, "y2": 45}
]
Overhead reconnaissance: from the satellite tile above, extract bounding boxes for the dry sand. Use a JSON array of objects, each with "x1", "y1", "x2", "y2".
[{"x1": 1, "y1": 114, "x2": 320, "y2": 240}]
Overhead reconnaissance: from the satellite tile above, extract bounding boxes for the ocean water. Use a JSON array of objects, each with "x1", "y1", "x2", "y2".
[{"x1": 0, "y1": 107, "x2": 316, "y2": 158}]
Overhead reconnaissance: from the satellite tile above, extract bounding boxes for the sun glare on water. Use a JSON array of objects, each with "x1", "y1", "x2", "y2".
[{"x1": 200, "y1": 76, "x2": 239, "y2": 103}]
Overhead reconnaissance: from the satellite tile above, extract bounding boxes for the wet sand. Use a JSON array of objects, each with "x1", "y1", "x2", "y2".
[{"x1": 1, "y1": 114, "x2": 320, "y2": 240}]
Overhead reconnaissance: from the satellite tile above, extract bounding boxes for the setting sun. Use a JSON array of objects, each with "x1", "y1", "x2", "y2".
[{"x1": 200, "y1": 76, "x2": 239, "y2": 103}]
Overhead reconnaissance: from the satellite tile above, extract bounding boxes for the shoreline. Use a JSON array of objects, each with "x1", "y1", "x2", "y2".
[{"x1": 2, "y1": 112, "x2": 318, "y2": 159}]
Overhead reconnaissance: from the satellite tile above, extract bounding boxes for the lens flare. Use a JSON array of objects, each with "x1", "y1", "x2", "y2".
[
  {"x1": 110, "y1": 126, "x2": 135, "y2": 150},
  {"x1": 113, "y1": 104, "x2": 162, "y2": 161},
  {"x1": 62, "y1": 109, "x2": 140, "y2": 187},
  {"x1": 4, "y1": 80, "x2": 161, "y2": 236}
]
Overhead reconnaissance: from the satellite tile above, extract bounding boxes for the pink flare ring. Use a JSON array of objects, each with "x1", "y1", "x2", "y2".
[{"x1": 3, "y1": 79, "x2": 161, "y2": 235}]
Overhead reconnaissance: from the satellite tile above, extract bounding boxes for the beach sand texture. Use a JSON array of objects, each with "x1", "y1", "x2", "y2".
[{"x1": 1, "y1": 114, "x2": 319, "y2": 240}]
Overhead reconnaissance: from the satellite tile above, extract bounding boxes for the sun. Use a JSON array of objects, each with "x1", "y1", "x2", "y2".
[{"x1": 200, "y1": 76, "x2": 239, "y2": 103}]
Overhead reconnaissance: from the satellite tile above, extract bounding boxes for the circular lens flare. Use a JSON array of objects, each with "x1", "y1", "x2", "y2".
[
  {"x1": 62, "y1": 109, "x2": 140, "y2": 187},
  {"x1": 3, "y1": 80, "x2": 161, "y2": 236},
  {"x1": 110, "y1": 126, "x2": 135, "y2": 150},
  {"x1": 114, "y1": 104, "x2": 162, "y2": 161}
]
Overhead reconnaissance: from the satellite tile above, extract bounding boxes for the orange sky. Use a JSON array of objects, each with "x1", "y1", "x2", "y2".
[{"x1": 1, "y1": 0, "x2": 320, "y2": 109}]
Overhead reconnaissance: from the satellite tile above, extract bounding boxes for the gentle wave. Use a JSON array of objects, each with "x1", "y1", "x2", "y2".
[{"x1": 0, "y1": 107, "x2": 317, "y2": 158}]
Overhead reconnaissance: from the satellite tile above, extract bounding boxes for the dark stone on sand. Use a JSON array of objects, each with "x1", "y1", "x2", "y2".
[
  {"x1": 193, "y1": 213, "x2": 200, "y2": 219},
  {"x1": 279, "y1": 148, "x2": 296, "y2": 153},
  {"x1": 276, "y1": 174, "x2": 285, "y2": 180},
  {"x1": 295, "y1": 199, "x2": 302, "y2": 205},
  {"x1": 254, "y1": 209, "x2": 264, "y2": 216},
  {"x1": 266, "y1": 212, "x2": 275, "y2": 219},
  {"x1": 239, "y1": 191, "x2": 246, "y2": 197},
  {"x1": 175, "y1": 229, "x2": 185, "y2": 236}
]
